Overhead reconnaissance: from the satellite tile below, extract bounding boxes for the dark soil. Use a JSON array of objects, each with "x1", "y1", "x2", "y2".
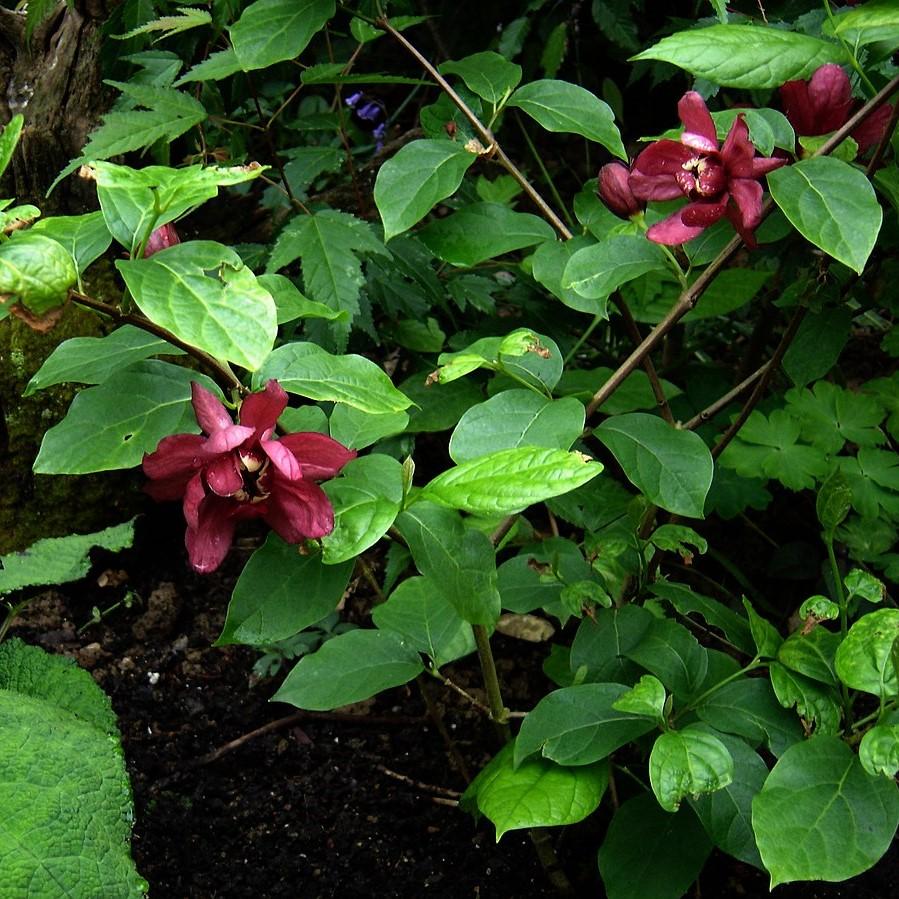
[{"x1": 8, "y1": 507, "x2": 898, "y2": 898}]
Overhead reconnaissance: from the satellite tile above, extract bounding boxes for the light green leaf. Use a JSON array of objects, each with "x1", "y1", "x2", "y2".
[
  {"x1": 395, "y1": 502, "x2": 501, "y2": 626},
  {"x1": 372, "y1": 576, "x2": 475, "y2": 667},
  {"x1": 743, "y1": 598, "x2": 783, "y2": 659},
  {"x1": 374, "y1": 140, "x2": 477, "y2": 241},
  {"x1": 0, "y1": 233, "x2": 76, "y2": 314},
  {"x1": 321, "y1": 455, "x2": 404, "y2": 564},
  {"x1": 400, "y1": 373, "x2": 483, "y2": 433},
  {"x1": 696, "y1": 678, "x2": 802, "y2": 758},
  {"x1": 769, "y1": 662, "x2": 842, "y2": 734},
  {"x1": 272, "y1": 629, "x2": 423, "y2": 710},
  {"x1": 768, "y1": 157, "x2": 882, "y2": 274},
  {"x1": 531, "y1": 236, "x2": 604, "y2": 315},
  {"x1": 24, "y1": 325, "x2": 183, "y2": 396},
  {"x1": 838, "y1": 448, "x2": 899, "y2": 521},
  {"x1": 254, "y1": 342, "x2": 412, "y2": 414},
  {"x1": 0, "y1": 520, "x2": 135, "y2": 596},
  {"x1": 562, "y1": 234, "x2": 667, "y2": 308},
  {"x1": 449, "y1": 390, "x2": 585, "y2": 464},
  {"x1": 256, "y1": 273, "x2": 347, "y2": 326},
  {"x1": 650, "y1": 726, "x2": 734, "y2": 812},
  {"x1": 599, "y1": 793, "x2": 713, "y2": 899},
  {"x1": 230, "y1": 0, "x2": 335, "y2": 71},
  {"x1": 595, "y1": 412, "x2": 713, "y2": 518},
  {"x1": 827, "y1": 0, "x2": 899, "y2": 48},
  {"x1": 508, "y1": 80, "x2": 626, "y2": 159},
  {"x1": 515, "y1": 683, "x2": 657, "y2": 767},
  {"x1": 648, "y1": 524, "x2": 708, "y2": 559},
  {"x1": 217, "y1": 534, "x2": 353, "y2": 646},
  {"x1": 175, "y1": 48, "x2": 243, "y2": 85},
  {"x1": 419, "y1": 446, "x2": 603, "y2": 515},
  {"x1": 632, "y1": 24, "x2": 847, "y2": 89},
  {"x1": 418, "y1": 202, "x2": 554, "y2": 266},
  {"x1": 612, "y1": 674, "x2": 667, "y2": 722},
  {"x1": 785, "y1": 381, "x2": 885, "y2": 454},
  {"x1": 463, "y1": 744, "x2": 607, "y2": 840},
  {"x1": 799, "y1": 595, "x2": 841, "y2": 623},
  {"x1": 844, "y1": 569, "x2": 886, "y2": 605},
  {"x1": 29, "y1": 211, "x2": 112, "y2": 276},
  {"x1": 328, "y1": 405, "x2": 408, "y2": 450},
  {"x1": 752, "y1": 736, "x2": 899, "y2": 887},
  {"x1": 117, "y1": 241, "x2": 276, "y2": 370},
  {"x1": 859, "y1": 724, "x2": 899, "y2": 778},
  {"x1": 0, "y1": 114, "x2": 23, "y2": 180},
  {"x1": 777, "y1": 627, "x2": 840, "y2": 686},
  {"x1": 835, "y1": 609, "x2": 899, "y2": 698},
  {"x1": 33, "y1": 361, "x2": 219, "y2": 474},
  {"x1": 711, "y1": 108, "x2": 795, "y2": 157},
  {"x1": 113, "y1": 6, "x2": 211, "y2": 41},
  {"x1": 439, "y1": 52, "x2": 522, "y2": 105}
]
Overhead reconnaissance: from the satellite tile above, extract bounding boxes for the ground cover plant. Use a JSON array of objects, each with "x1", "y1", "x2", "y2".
[{"x1": 1, "y1": 0, "x2": 899, "y2": 896}]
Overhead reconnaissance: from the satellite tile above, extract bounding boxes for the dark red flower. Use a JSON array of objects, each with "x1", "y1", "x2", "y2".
[
  {"x1": 598, "y1": 162, "x2": 644, "y2": 219},
  {"x1": 143, "y1": 380, "x2": 356, "y2": 573},
  {"x1": 629, "y1": 92, "x2": 785, "y2": 246},
  {"x1": 144, "y1": 223, "x2": 180, "y2": 257},
  {"x1": 780, "y1": 64, "x2": 892, "y2": 156}
]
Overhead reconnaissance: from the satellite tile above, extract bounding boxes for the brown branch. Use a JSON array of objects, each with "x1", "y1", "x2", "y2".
[
  {"x1": 70, "y1": 290, "x2": 244, "y2": 393},
  {"x1": 817, "y1": 73, "x2": 899, "y2": 159},
  {"x1": 376, "y1": 764, "x2": 462, "y2": 798},
  {"x1": 683, "y1": 361, "x2": 770, "y2": 431}
]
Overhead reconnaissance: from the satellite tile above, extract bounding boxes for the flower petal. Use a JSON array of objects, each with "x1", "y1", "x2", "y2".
[
  {"x1": 807, "y1": 64, "x2": 853, "y2": 135},
  {"x1": 183, "y1": 472, "x2": 207, "y2": 531},
  {"x1": 720, "y1": 116, "x2": 756, "y2": 178},
  {"x1": 278, "y1": 432, "x2": 357, "y2": 480},
  {"x1": 261, "y1": 429, "x2": 302, "y2": 481},
  {"x1": 646, "y1": 209, "x2": 707, "y2": 245},
  {"x1": 728, "y1": 179, "x2": 763, "y2": 232},
  {"x1": 205, "y1": 454, "x2": 244, "y2": 496},
  {"x1": 205, "y1": 424, "x2": 255, "y2": 454},
  {"x1": 853, "y1": 102, "x2": 893, "y2": 155},
  {"x1": 628, "y1": 170, "x2": 685, "y2": 202},
  {"x1": 191, "y1": 382, "x2": 233, "y2": 435},
  {"x1": 678, "y1": 92, "x2": 718, "y2": 146},
  {"x1": 264, "y1": 476, "x2": 335, "y2": 542},
  {"x1": 143, "y1": 433, "x2": 208, "y2": 482},
  {"x1": 185, "y1": 495, "x2": 239, "y2": 573},
  {"x1": 239, "y1": 380, "x2": 288, "y2": 434},
  {"x1": 680, "y1": 198, "x2": 729, "y2": 228},
  {"x1": 598, "y1": 162, "x2": 642, "y2": 218},
  {"x1": 780, "y1": 78, "x2": 816, "y2": 136},
  {"x1": 681, "y1": 131, "x2": 718, "y2": 154},
  {"x1": 751, "y1": 155, "x2": 787, "y2": 177}
]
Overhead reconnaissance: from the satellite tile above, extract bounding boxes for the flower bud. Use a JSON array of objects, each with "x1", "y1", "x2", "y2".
[
  {"x1": 598, "y1": 162, "x2": 642, "y2": 218},
  {"x1": 144, "y1": 223, "x2": 181, "y2": 257}
]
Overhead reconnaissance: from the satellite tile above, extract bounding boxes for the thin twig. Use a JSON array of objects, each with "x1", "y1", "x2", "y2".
[
  {"x1": 683, "y1": 361, "x2": 771, "y2": 430},
  {"x1": 612, "y1": 295, "x2": 674, "y2": 423},
  {"x1": 70, "y1": 291, "x2": 244, "y2": 393},
  {"x1": 431, "y1": 670, "x2": 493, "y2": 717},
  {"x1": 376, "y1": 764, "x2": 462, "y2": 798},
  {"x1": 712, "y1": 305, "x2": 808, "y2": 459}
]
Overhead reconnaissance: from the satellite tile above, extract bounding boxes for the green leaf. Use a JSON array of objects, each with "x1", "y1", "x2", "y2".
[
  {"x1": 859, "y1": 724, "x2": 899, "y2": 778},
  {"x1": 743, "y1": 598, "x2": 782, "y2": 659},
  {"x1": 570, "y1": 605, "x2": 654, "y2": 683},
  {"x1": 624, "y1": 617, "x2": 709, "y2": 701},
  {"x1": 267, "y1": 209, "x2": 387, "y2": 345},
  {"x1": 439, "y1": 52, "x2": 522, "y2": 105},
  {"x1": 254, "y1": 342, "x2": 412, "y2": 414},
  {"x1": 650, "y1": 726, "x2": 734, "y2": 812},
  {"x1": 374, "y1": 140, "x2": 477, "y2": 241},
  {"x1": 24, "y1": 325, "x2": 183, "y2": 396},
  {"x1": 0, "y1": 688, "x2": 146, "y2": 897},
  {"x1": 508, "y1": 80, "x2": 626, "y2": 159},
  {"x1": 0, "y1": 520, "x2": 135, "y2": 596},
  {"x1": 612, "y1": 674, "x2": 667, "y2": 723},
  {"x1": 418, "y1": 446, "x2": 603, "y2": 515},
  {"x1": 91, "y1": 161, "x2": 264, "y2": 255},
  {"x1": 463, "y1": 744, "x2": 607, "y2": 840},
  {"x1": 768, "y1": 157, "x2": 882, "y2": 274},
  {"x1": 844, "y1": 569, "x2": 886, "y2": 605},
  {"x1": 372, "y1": 576, "x2": 475, "y2": 667},
  {"x1": 786, "y1": 381, "x2": 885, "y2": 455},
  {"x1": 217, "y1": 534, "x2": 353, "y2": 646},
  {"x1": 400, "y1": 373, "x2": 483, "y2": 433},
  {"x1": 395, "y1": 502, "x2": 501, "y2": 626},
  {"x1": 752, "y1": 736, "x2": 899, "y2": 887},
  {"x1": 33, "y1": 360, "x2": 219, "y2": 474},
  {"x1": 515, "y1": 683, "x2": 657, "y2": 767},
  {"x1": 782, "y1": 307, "x2": 853, "y2": 387},
  {"x1": 632, "y1": 24, "x2": 847, "y2": 89},
  {"x1": 769, "y1": 662, "x2": 842, "y2": 734},
  {"x1": 497, "y1": 538, "x2": 592, "y2": 615},
  {"x1": 696, "y1": 678, "x2": 802, "y2": 757},
  {"x1": 273, "y1": 629, "x2": 423, "y2": 710},
  {"x1": 449, "y1": 390, "x2": 585, "y2": 464},
  {"x1": 711, "y1": 108, "x2": 795, "y2": 157},
  {"x1": 835, "y1": 609, "x2": 899, "y2": 698},
  {"x1": 689, "y1": 731, "x2": 767, "y2": 868},
  {"x1": 827, "y1": 0, "x2": 899, "y2": 48},
  {"x1": 175, "y1": 47, "x2": 243, "y2": 85},
  {"x1": 799, "y1": 595, "x2": 841, "y2": 623},
  {"x1": 417, "y1": 202, "x2": 554, "y2": 266},
  {"x1": 113, "y1": 6, "x2": 211, "y2": 40},
  {"x1": 118, "y1": 241, "x2": 276, "y2": 371},
  {"x1": 595, "y1": 413, "x2": 713, "y2": 518},
  {"x1": 0, "y1": 114, "x2": 23, "y2": 180},
  {"x1": 778, "y1": 627, "x2": 840, "y2": 686},
  {"x1": 838, "y1": 448, "x2": 899, "y2": 521},
  {"x1": 0, "y1": 233, "x2": 77, "y2": 314},
  {"x1": 229, "y1": 0, "x2": 335, "y2": 70},
  {"x1": 29, "y1": 211, "x2": 112, "y2": 277},
  {"x1": 599, "y1": 793, "x2": 713, "y2": 899},
  {"x1": 562, "y1": 235, "x2": 667, "y2": 309},
  {"x1": 718, "y1": 409, "x2": 830, "y2": 492},
  {"x1": 531, "y1": 236, "x2": 604, "y2": 315},
  {"x1": 648, "y1": 524, "x2": 708, "y2": 560},
  {"x1": 817, "y1": 471, "x2": 854, "y2": 533},
  {"x1": 328, "y1": 405, "x2": 408, "y2": 450},
  {"x1": 321, "y1": 455, "x2": 404, "y2": 564}
]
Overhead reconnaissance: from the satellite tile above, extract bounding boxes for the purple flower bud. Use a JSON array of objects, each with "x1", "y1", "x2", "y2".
[
  {"x1": 144, "y1": 223, "x2": 180, "y2": 257},
  {"x1": 345, "y1": 91, "x2": 364, "y2": 108},
  {"x1": 598, "y1": 162, "x2": 642, "y2": 219}
]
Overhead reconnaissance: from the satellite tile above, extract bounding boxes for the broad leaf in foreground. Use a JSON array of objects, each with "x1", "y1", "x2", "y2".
[{"x1": 649, "y1": 726, "x2": 734, "y2": 812}]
